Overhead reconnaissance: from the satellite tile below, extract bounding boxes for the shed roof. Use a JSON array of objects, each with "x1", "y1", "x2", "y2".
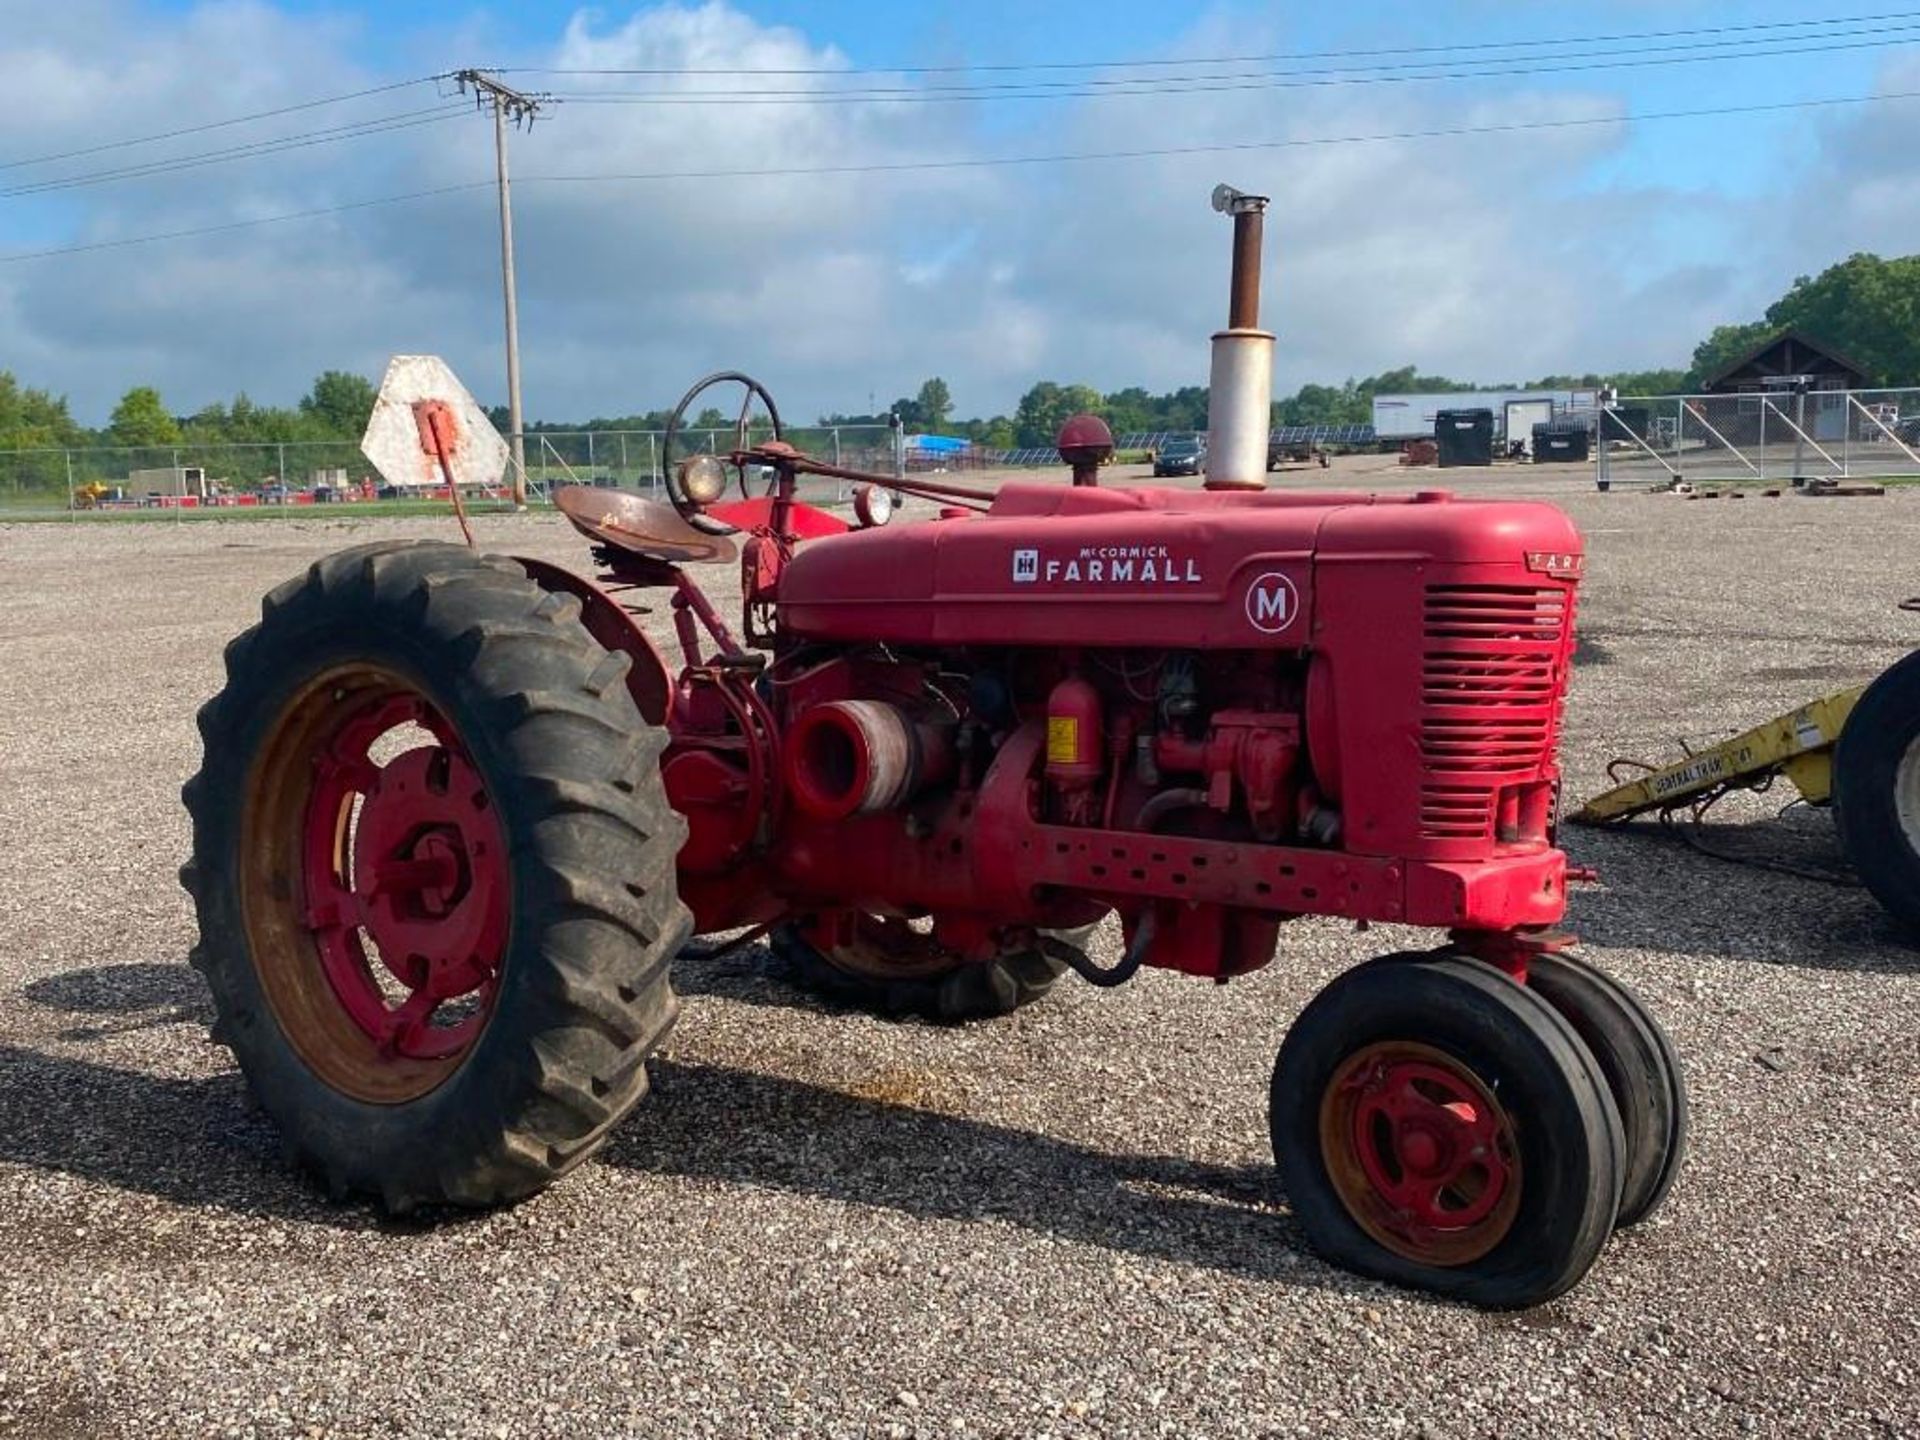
[{"x1": 1698, "y1": 327, "x2": 1872, "y2": 391}]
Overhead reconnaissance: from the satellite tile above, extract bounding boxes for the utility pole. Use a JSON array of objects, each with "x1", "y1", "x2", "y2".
[{"x1": 455, "y1": 69, "x2": 545, "y2": 506}]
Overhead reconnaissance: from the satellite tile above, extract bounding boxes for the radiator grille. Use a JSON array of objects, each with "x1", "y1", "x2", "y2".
[{"x1": 1419, "y1": 585, "x2": 1572, "y2": 840}]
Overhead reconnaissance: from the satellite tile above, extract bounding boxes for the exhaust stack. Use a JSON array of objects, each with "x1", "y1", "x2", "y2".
[{"x1": 1203, "y1": 183, "x2": 1273, "y2": 492}]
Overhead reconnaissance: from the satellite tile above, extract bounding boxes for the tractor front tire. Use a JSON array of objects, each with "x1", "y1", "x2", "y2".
[
  {"x1": 1270, "y1": 954, "x2": 1625, "y2": 1309},
  {"x1": 769, "y1": 917, "x2": 1085, "y2": 1022},
  {"x1": 182, "y1": 541, "x2": 690, "y2": 1211},
  {"x1": 1833, "y1": 649, "x2": 1920, "y2": 936},
  {"x1": 1524, "y1": 952, "x2": 1687, "y2": 1228}
]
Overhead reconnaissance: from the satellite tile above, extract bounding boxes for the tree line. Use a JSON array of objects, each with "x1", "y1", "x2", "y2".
[{"x1": 6, "y1": 250, "x2": 1919, "y2": 480}]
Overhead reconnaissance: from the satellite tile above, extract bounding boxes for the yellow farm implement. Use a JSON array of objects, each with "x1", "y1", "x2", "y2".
[{"x1": 1575, "y1": 608, "x2": 1920, "y2": 934}]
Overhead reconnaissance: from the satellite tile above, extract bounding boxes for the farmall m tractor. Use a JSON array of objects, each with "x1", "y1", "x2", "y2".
[{"x1": 182, "y1": 187, "x2": 1685, "y2": 1308}]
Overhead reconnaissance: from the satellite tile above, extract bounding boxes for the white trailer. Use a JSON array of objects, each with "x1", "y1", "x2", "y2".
[
  {"x1": 1372, "y1": 390, "x2": 1582, "y2": 443},
  {"x1": 1504, "y1": 399, "x2": 1555, "y2": 454},
  {"x1": 128, "y1": 465, "x2": 209, "y2": 498}
]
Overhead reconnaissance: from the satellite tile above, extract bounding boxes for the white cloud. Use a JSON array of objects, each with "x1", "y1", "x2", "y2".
[{"x1": 0, "y1": 0, "x2": 1910, "y2": 427}]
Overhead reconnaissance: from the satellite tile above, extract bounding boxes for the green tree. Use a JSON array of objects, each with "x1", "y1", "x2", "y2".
[
  {"x1": 1762, "y1": 252, "x2": 1920, "y2": 386},
  {"x1": 1012, "y1": 381, "x2": 1103, "y2": 447},
  {"x1": 1679, "y1": 252, "x2": 1920, "y2": 388},
  {"x1": 1276, "y1": 381, "x2": 1364, "y2": 427},
  {"x1": 0, "y1": 372, "x2": 84, "y2": 450},
  {"x1": 1686, "y1": 322, "x2": 1775, "y2": 389},
  {"x1": 914, "y1": 377, "x2": 952, "y2": 431},
  {"x1": 299, "y1": 370, "x2": 377, "y2": 437},
  {"x1": 109, "y1": 386, "x2": 181, "y2": 448}
]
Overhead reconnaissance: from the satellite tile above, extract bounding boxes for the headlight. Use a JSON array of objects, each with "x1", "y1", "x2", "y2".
[
  {"x1": 853, "y1": 484, "x2": 894, "y2": 528},
  {"x1": 678, "y1": 454, "x2": 730, "y2": 504}
]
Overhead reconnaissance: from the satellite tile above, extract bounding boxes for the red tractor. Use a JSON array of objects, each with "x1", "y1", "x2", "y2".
[{"x1": 181, "y1": 192, "x2": 1683, "y2": 1308}]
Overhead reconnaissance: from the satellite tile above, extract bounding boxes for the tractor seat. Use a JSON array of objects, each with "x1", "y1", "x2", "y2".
[{"x1": 554, "y1": 486, "x2": 738, "y2": 565}]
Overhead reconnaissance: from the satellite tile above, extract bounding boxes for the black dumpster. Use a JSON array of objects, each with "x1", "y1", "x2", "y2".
[
  {"x1": 1434, "y1": 409, "x2": 1495, "y2": 467},
  {"x1": 1532, "y1": 423, "x2": 1591, "y2": 463}
]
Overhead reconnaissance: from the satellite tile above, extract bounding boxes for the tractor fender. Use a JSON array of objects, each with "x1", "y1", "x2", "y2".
[{"x1": 511, "y1": 556, "x2": 674, "y2": 726}]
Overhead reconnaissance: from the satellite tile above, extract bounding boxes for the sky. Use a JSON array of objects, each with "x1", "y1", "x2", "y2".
[{"x1": 3, "y1": 0, "x2": 1919, "y2": 426}]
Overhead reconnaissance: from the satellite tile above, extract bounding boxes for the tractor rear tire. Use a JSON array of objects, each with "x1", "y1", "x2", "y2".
[
  {"x1": 769, "y1": 918, "x2": 1085, "y2": 1022},
  {"x1": 181, "y1": 540, "x2": 690, "y2": 1212},
  {"x1": 1833, "y1": 649, "x2": 1920, "y2": 935},
  {"x1": 1270, "y1": 954, "x2": 1624, "y2": 1309},
  {"x1": 1523, "y1": 952, "x2": 1687, "y2": 1229}
]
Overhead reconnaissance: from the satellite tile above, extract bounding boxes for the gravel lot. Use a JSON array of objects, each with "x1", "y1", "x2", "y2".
[{"x1": 2, "y1": 464, "x2": 1917, "y2": 1438}]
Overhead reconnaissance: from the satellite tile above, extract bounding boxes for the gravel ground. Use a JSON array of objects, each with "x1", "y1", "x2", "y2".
[{"x1": 1, "y1": 465, "x2": 1917, "y2": 1438}]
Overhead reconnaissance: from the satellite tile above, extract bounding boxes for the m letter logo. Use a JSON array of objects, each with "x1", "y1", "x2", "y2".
[
  {"x1": 1012, "y1": 549, "x2": 1039, "y2": 583},
  {"x1": 1245, "y1": 572, "x2": 1300, "y2": 634}
]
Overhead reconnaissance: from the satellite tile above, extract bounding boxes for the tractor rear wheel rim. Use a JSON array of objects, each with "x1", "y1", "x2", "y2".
[
  {"x1": 1318, "y1": 1041, "x2": 1522, "y2": 1267},
  {"x1": 241, "y1": 664, "x2": 511, "y2": 1105},
  {"x1": 1896, "y1": 733, "x2": 1920, "y2": 854},
  {"x1": 809, "y1": 913, "x2": 959, "y2": 981}
]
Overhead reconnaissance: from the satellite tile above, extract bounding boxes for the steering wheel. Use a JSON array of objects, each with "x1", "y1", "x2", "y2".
[{"x1": 661, "y1": 371, "x2": 786, "y2": 535}]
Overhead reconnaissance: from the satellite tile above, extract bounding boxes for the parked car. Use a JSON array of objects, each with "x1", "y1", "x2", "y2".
[{"x1": 1152, "y1": 437, "x2": 1205, "y2": 478}]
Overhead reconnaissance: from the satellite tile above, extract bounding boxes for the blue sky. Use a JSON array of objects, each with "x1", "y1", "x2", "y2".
[{"x1": 5, "y1": 1, "x2": 1918, "y2": 423}]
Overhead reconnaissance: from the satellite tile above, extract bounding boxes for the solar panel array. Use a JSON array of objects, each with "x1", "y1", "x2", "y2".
[{"x1": 1271, "y1": 424, "x2": 1378, "y2": 446}]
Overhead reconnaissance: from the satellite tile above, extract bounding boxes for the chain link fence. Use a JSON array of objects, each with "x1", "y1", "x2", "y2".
[
  {"x1": 0, "y1": 425, "x2": 902, "y2": 519},
  {"x1": 1597, "y1": 387, "x2": 1920, "y2": 488}
]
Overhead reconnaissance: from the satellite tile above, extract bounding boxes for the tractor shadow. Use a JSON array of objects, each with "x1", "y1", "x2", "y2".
[
  {"x1": 4, "y1": 963, "x2": 454, "y2": 1235},
  {"x1": 1563, "y1": 819, "x2": 1916, "y2": 971},
  {"x1": 21, "y1": 961, "x2": 214, "y2": 1041},
  {"x1": 670, "y1": 940, "x2": 840, "y2": 1013},
  {"x1": 3, "y1": 967, "x2": 1356, "y2": 1294},
  {"x1": 0, "y1": 1038, "x2": 1348, "y2": 1294},
  {"x1": 605, "y1": 1057, "x2": 1349, "y2": 1292},
  {"x1": 0, "y1": 1039, "x2": 361, "y2": 1229}
]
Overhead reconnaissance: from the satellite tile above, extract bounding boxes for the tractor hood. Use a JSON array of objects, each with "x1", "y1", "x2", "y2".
[{"x1": 776, "y1": 483, "x2": 1582, "y2": 650}]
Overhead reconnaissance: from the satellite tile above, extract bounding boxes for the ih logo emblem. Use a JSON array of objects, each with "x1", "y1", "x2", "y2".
[
  {"x1": 1245, "y1": 572, "x2": 1300, "y2": 634},
  {"x1": 1012, "y1": 549, "x2": 1039, "y2": 584}
]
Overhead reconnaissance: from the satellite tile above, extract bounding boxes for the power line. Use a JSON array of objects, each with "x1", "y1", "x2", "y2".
[
  {"x1": 3, "y1": 86, "x2": 1916, "y2": 267},
  {"x1": 547, "y1": 29, "x2": 1920, "y2": 106},
  {"x1": 509, "y1": 7, "x2": 1920, "y2": 76},
  {"x1": 0, "y1": 75, "x2": 444, "y2": 174},
  {"x1": 529, "y1": 90, "x2": 1920, "y2": 180},
  {"x1": 0, "y1": 106, "x2": 469, "y2": 200},
  {"x1": 560, "y1": 22, "x2": 1920, "y2": 97},
  {"x1": 0, "y1": 8, "x2": 1903, "y2": 181},
  {"x1": 0, "y1": 181, "x2": 494, "y2": 264}
]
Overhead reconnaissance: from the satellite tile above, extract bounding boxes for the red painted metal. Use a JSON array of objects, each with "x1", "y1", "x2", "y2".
[
  {"x1": 1345, "y1": 1050, "x2": 1514, "y2": 1234},
  {"x1": 411, "y1": 399, "x2": 476, "y2": 548},
  {"x1": 707, "y1": 495, "x2": 848, "y2": 540},
  {"x1": 540, "y1": 433, "x2": 1585, "y2": 983},
  {"x1": 514, "y1": 557, "x2": 673, "y2": 724},
  {"x1": 783, "y1": 700, "x2": 952, "y2": 821},
  {"x1": 299, "y1": 692, "x2": 509, "y2": 1061},
  {"x1": 1056, "y1": 413, "x2": 1115, "y2": 486},
  {"x1": 1044, "y1": 676, "x2": 1104, "y2": 784}
]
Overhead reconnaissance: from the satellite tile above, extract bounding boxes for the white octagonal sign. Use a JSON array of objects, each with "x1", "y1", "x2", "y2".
[{"x1": 361, "y1": 355, "x2": 510, "y2": 492}]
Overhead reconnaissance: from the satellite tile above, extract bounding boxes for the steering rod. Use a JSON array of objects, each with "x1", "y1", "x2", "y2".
[{"x1": 738, "y1": 443, "x2": 999, "y2": 510}]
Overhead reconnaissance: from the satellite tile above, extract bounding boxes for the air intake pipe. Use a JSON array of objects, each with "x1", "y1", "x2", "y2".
[
  {"x1": 785, "y1": 700, "x2": 955, "y2": 821},
  {"x1": 1203, "y1": 183, "x2": 1274, "y2": 492}
]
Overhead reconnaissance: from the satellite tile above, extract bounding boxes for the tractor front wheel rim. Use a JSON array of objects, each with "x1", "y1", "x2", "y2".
[
  {"x1": 1318, "y1": 1041, "x2": 1522, "y2": 1267},
  {"x1": 241, "y1": 665, "x2": 511, "y2": 1105}
]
